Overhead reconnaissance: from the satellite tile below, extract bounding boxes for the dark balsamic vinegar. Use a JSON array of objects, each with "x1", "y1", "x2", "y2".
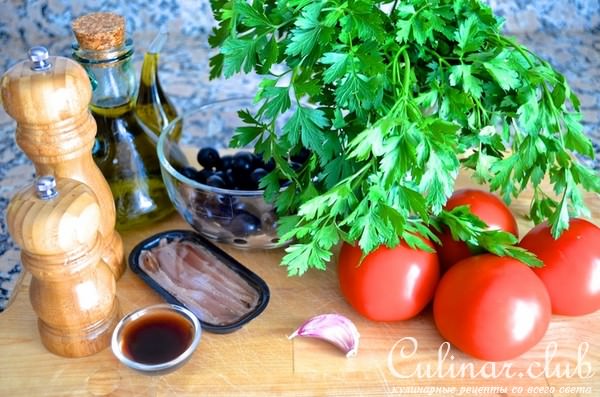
[{"x1": 122, "y1": 311, "x2": 193, "y2": 364}]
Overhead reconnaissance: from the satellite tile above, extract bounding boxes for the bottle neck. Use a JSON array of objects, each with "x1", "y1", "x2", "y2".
[
  {"x1": 140, "y1": 52, "x2": 159, "y2": 87},
  {"x1": 72, "y1": 41, "x2": 137, "y2": 109}
]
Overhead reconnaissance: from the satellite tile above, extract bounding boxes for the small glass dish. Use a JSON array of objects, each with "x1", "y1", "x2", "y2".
[
  {"x1": 111, "y1": 303, "x2": 201, "y2": 375},
  {"x1": 157, "y1": 98, "x2": 285, "y2": 249}
]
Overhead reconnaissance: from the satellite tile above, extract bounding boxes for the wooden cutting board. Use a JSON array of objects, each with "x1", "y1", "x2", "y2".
[{"x1": 0, "y1": 172, "x2": 599, "y2": 397}]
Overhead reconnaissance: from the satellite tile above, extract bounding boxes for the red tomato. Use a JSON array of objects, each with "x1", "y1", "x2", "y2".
[
  {"x1": 520, "y1": 218, "x2": 600, "y2": 316},
  {"x1": 436, "y1": 189, "x2": 519, "y2": 271},
  {"x1": 338, "y1": 240, "x2": 439, "y2": 321},
  {"x1": 433, "y1": 254, "x2": 551, "y2": 361}
]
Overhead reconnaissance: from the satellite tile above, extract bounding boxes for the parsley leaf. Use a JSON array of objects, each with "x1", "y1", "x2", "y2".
[
  {"x1": 483, "y1": 51, "x2": 522, "y2": 91},
  {"x1": 286, "y1": 2, "x2": 323, "y2": 58},
  {"x1": 221, "y1": 37, "x2": 257, "y2": 77},
  {"x1": 320, "y1": 52, "x2": 350, "y2": 84}
]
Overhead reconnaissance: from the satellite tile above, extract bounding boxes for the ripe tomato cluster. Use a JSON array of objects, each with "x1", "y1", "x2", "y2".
[{"x1": 337, "y1": 188, "x2": 600, "y2": 361}]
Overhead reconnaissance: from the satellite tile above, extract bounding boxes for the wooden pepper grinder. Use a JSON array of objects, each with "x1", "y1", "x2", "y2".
[
  {"x1": 6, "y1": 176, "x2": 120, "y2": 357},
  {"x1": 0, "y1": 46, "x2": 124, "y2": 279}
]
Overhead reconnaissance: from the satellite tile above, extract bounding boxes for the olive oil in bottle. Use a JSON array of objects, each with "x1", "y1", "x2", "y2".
[
  {"x1": 72, "y1": 13, "x2": 173, "y2": 230},
  {"x1": 135, "y1": 28, "x2": 180, "y2": 139},
  {"x1": 90, "y1": 101, "x2": 173, "y2": 230}
]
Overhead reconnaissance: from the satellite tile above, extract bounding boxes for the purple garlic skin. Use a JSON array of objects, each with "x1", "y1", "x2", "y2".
[{"x1": 288, "y1": 314, "x2": 360, "y2": 357}]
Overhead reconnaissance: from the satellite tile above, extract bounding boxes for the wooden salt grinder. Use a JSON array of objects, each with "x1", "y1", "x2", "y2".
[
  {"x1": 0, "y1": 47, "x2": 124, "y2": 279},
  {"x1": 6, "y1": 176, "x2": 120, "y2": 357}
]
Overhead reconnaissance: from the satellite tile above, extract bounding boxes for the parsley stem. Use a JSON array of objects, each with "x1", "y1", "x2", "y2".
[
  {"x1": 423, "y1": 47, "x2": 452, "y2": 67},
  {"x1": 237, "y1": 28, "x2": 258, "y2": 39},
  {"x1": 391, "y1": 45, "x2": 407, "y2": 97},
  {"x1": 474, "y1": 99, "x2": 489, "y2": 123},
  {"x1": 269, "y1": 69, "x2": 292, "y2": 78},
  {"x1": 541, "y1": 85, "x2": 566, "y2": 147},
  {"x1": 390, "y1": 0, "x2": 399, "y2": 16},
  {"x1": 402, "y1": 50, "x2": 411, "y2": 97},
  {"x1": 495, "y1": 35, "x2": 535, "y2": 68}
]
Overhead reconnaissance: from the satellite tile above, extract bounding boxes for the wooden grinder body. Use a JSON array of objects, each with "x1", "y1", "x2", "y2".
[
  {"x1": 0, "y1": 53, "x2": 124, "y2": 279},
  {"x1": 6, "y1": 178, "x2": 120, "y2": 357}
]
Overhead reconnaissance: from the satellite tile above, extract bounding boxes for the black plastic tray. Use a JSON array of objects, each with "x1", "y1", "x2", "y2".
[{"x1": 128, "y1": 229, "x2": 270, "y2": 333}]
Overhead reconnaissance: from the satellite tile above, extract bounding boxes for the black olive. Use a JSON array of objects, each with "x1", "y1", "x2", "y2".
[
  {"x1": 220, "y1": 155, "x2": 234, "y2": 171},
  {"x1": 253, "y1": 157, "x2": 265, "y2": 169},
  {"x1": 224, "y1": 168, "x2": 240, "y2": 189},
  {"x1": 289, "y1": 161, "x2": 302, "y2": 171},
  {"x1": 291, "y1": 147, "x2": 311, "y2": 164},
  {"x1": 206, "y1": 174, "x2": 226, "y2": 188},
  {"x1": 240, "y1": 176, "x2": 259, "y2": 190},
  {"x1": 194, "y1": 169, "x2": 213, "y2": 184},
  {"x1": 250, "y1": 168, "x2": 268, "y2": 189},
  {"x1": 261, "y1": 212, "x2": 277, "y2": 231},
  {"x1": 232, "y1": 199, "x2": 260, "y2": 216},
  {"x1": 232, "y1": 199, "x2": 247, "y2": 213},
  {"x1": 179, "y1": 166, "x2": 198, "y2": 180},
  {"x1": 232, "y1": 151, "x2": 257, "y2": 176},
  {"x1": 213, "y1": 170, "x2": 233, "y2": 188},
  {"x1": 197, "y1": 147, "x2": 222, "y2": 170},
  {"x1": 195, "y1": 194, "x2": 232, "y2": 219},
  {"x1": 229, "y1": 211, "x2": 261, "y2": 236},
  {"x1": 263, "y1": 158, "x2": 276, "y2": 172},
  {"x1": 216, "y1": 194, "x2": 231, "y2": 207}
]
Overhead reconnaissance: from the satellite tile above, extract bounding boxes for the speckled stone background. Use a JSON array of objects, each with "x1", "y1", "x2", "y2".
[{"x1": 0, "y1": 0, "x2": 599, "y2": 310}]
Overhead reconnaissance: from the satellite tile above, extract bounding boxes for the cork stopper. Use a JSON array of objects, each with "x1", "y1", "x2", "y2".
[{"x1": 72, "y1": 12, "x2": 125, "y2": 51}]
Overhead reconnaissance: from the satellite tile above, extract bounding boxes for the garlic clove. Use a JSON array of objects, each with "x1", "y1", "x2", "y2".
[{"x1": 288, "y1": 314, "x2": 360, "y2": 357}]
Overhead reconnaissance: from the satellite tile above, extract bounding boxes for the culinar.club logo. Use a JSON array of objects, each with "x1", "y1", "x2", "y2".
[{"x1": 383, "y1": 337, "x2": 596, "y2": 395}]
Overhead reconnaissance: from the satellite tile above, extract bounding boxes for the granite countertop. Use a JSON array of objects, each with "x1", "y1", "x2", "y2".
[{"x1": 1, "y1": 29, "x2": 599, "y2": 311}]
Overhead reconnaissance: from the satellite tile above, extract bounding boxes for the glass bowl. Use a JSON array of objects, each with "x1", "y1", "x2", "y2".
[
  {"x1": 111, "y1": 304, "x2": 201, "y2": 375},
  {"x1": 157, "y1": 98, "x2": 284, "y2": 249}
]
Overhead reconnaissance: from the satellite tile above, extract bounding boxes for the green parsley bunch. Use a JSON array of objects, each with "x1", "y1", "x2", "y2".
[{"x1": 209, "y1": 0, "x2": 600, "y2": 275}]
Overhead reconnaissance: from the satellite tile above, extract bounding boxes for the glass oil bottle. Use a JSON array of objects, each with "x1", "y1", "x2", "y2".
[
  {"x1": 72, "y1": 12, "x2": 173, "y2": 230},
  {"x1": 135, "y1": 27, "x2": 180, "y2": 140}
]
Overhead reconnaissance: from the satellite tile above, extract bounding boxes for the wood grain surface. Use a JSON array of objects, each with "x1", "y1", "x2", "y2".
[
  {"x1": 6, "y1": 178, "x2": 119, "y2": 358},
  {"x1": 0, "y1": 172, "x2": 598, "y2": 396},
  {"x1": 0, "y1": 55, "x2": 125, "y2": 280}
]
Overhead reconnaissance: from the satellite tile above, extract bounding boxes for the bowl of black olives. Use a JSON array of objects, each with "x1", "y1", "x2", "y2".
[{"x1": 157, "y1": 98, "x2": 300, "y2": 249}]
